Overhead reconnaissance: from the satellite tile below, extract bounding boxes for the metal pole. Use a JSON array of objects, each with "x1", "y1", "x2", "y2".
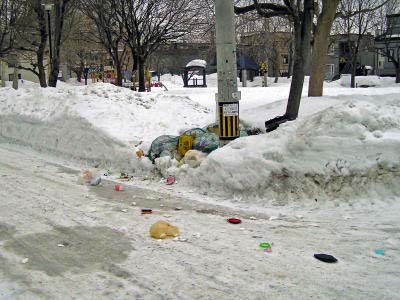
[
  {"x1": 242, "y1": 69, "x2": 247, "y2": 87},
  {"x1": 263, "y1": 71, "x2": 268, "y2": 87},
  {"x1": 12, "y1": 59, "x2": 18, "y2": 90},
  {"x1": 215, "y1": 0, "x2": 241, "y2": 147},
  {"x1": 0, "y1": 61, "x2": 5, "y2": 87}
]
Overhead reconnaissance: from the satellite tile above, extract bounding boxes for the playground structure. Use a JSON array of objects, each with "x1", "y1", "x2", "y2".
[{"x1": 183, "y1": 59, "x2": 207, "y2": 88}]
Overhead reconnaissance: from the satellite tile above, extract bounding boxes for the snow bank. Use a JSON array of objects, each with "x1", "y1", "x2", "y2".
[
  {"x1": 175, "y1": 95, "x2": 400, "y2": 204},
  {"x1": 0, "y1": 82, "x2": 212, "y2": 173},
  {"x1": 340, "y1": 75, "x2": 383, "y2": 87}
]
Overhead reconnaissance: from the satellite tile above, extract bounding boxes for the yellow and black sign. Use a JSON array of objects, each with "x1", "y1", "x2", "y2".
[{"x1": 218, "y1": 102, "x2": 239, "y2": 140}]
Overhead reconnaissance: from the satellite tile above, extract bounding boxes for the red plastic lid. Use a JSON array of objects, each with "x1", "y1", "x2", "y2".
[{"x1": 227, "y1": 218, "x2": 242, "y2": 224}]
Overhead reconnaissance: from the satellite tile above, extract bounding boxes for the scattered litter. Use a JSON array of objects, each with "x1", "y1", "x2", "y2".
[
  {"x1": 141, "y1": 209, "x2": 153, "y2": 215},
  {"x1": 314, "y1": 254, "x2": 338, "y2": 263},
  {"x1": 119, "y1": 173, "x2": 133, "y2": 181},
  {"x1": 114, "y1": 184, "x2": 123, "y2": 191},
  {"x1": 82, "y1": 170, "x2": 92, "y2": 181},
  {"x1": 173, "y1": 237, "x2": 188, "y2": 242},
  {"x1": 374, "y1": 249, "x2": 385, "y2": 255},
  {"x1": 174, "y1": 206, "x2": 183, "y2": 211},
  {"x1": 150, "y1": 221, "x2": 180, "y2": 239},
  {"x1": 166, "y1": 175, "x2": 175, "y2": 185},
  {"x1": 131, "y1": 202, "x2": 137, "y2": 206},
  {"x1": 249, "y1": 216, "x2": 257, "y2": 220},
  {"x1": 90, "y1": 177, "x2": 102, "y2": 186},
  {"x1": 192, "y1": 232, "x2": 201, "y2": 239},
  {"x1": 21, "y1": 258, "x2": 29, "y2": 264},
  {"x1": 240, "y1": 227, "x2": 245, "y2": 230},
  {"x1": 264, "y1": 247, "x2": 272, "y2": 253},
  {"x1": 160, "y1": 204, "x2": 164, "y2": 207},
  {"x1": 182, "y1": 150, "x2": 206, "y2": 168},
  {"x1": 227, "y1": 218, "x2": 242, "y2": 224},
  {"x1": 259, "y1": 243, "x2": 271, "y2": 249},
  {"x1": 296, "y1": 215, "x2": 304, "y2": 219},
  {"x1": 310, "y1": 224, "x2": 321, "y2": 228},
  {"x1": 163, "y1": 214, "x2": 172, "y2": 218},
  {"x1": 119, "y1": 226, "x2": 128, "y2": 233},
  {"x1": 57, "y1": 244, "x2": 65, "y2": 247},
  {"x1": 135, "y1": 147, "x2": 145, "y2": 158},
  {"x1": 121, "y1": 209, "x2": 128, "y2": 213},
  {"x1": 269, "y1": 216, "x2": 279, "y2": 221}
]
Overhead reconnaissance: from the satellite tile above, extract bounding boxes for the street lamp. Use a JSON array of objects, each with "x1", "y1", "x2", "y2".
[{"x1": 42, "y1": 4, "x2": 54, "y2": 68}]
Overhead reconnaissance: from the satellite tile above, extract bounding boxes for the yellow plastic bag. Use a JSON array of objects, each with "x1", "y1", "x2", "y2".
[
  {"x1": 177, "y1": 134, "x2": 195, "y2": 157},
  {"x1": 149, "y1": 221, "x2": 180, "y2": 239}
]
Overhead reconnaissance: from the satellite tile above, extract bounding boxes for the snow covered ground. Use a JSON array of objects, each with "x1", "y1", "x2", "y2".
[
  {"x1": 1, "y1": 75, "x2": 400, "y2": 299},
  {"x1": 0, "y1": 143, "x2": 399, "y2": 299}
]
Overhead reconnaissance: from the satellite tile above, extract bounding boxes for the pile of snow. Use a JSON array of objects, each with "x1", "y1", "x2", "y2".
[
  {"x1": 186, "y1": 59, "x2": 207, "y2": 68},
  {"x1": 340, "y1": 75, "x2": 382, "y2": 87},
  {"x1": 0, "y1": 82, "x2": 212, "y2": 173},
  {"x1": 170, "y1": 95, "x2": 400, "y2": 204},
  {"x1": 159, "y1": 74, "x2": 184, "y2": 89}
]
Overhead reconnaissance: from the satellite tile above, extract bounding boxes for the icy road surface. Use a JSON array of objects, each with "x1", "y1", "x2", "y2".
[{"x1": 0, "y1": 143, "x2": 399, "y2": 300}]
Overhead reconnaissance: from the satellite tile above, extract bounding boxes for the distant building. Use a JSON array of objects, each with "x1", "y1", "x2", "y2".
[
  {"x1": 326, "y1": 34, "x2": 375, "y2": 80},
  {"x1": 375, "y1": 14, "x2": 400, "y2": 77},
  {"x1": 148, "y1": 42, "x2": 216, "y2": 75}
]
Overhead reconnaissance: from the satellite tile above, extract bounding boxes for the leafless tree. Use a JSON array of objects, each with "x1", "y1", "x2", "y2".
[
  {"x1": 14, "y1": 0, "x2": 49, "y2": 87},
  {"x1": 308, "y1": 0, "x2": 341, "y2": 97},
  {"x1": 374, "y1": 0, "x2": 400, "y2": 82},
  {"x1": 235, "y1": 0, "x2": 314, "y2": 129},
  {"x1": 61, "y1": 12, "x2": 97, "y2": 82},
  {"x1": 81, "y1": 0, "x2": 128, "y2": 86},
  {"x1": 117, "y1": 0, "x2": 200, "y2": 92},
  {"x1": 0, "y1": 0, "x2": 22, "y2": 57},
  {"x1": 334, "y1": 0, "x2": 389, "y2": 88},
  {"x1": 47, "y1": 0, "x2": 74, "y2": 87},
  {"x1": 13, "y1": 0, "x2": 75, "y2": 87}
]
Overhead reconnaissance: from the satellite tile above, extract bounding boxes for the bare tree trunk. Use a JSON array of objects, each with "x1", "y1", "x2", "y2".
[
  {"x1": 37, "y1": 53, "x2": 47, "y2": 87},
  {"x1": 273, "y1": 46, "x2": 279, "y2": 83},
  {"x1": 308, "y1": 0, "x2": 340, "y2": 97},
  {"x1": 138, "y1": 56, "x2": 145, "y2": 92},
  {"x1": 351, "y1": 57, "x2": 357, "y2": 88},
  {"x1": 285, "y1": 0, "x2": 313, "y2": 120},
  {"x1": 131, "y1": 50, "x2": 138, "y2": 73},
  {"x1": 48, "y1": 1, "x2": 69, "y2": 87},
  {"x1": 115, "y1": 61, "x2": 123, "y2": 86},
  {"x1": 33, "y1": 0, "x2": 48, "y2": 88},
  {"x1": 288, "y1": 41, "x2": 294, "y2": 78}
]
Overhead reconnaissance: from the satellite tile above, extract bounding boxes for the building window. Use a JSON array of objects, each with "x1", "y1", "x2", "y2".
[
  {"x1": 388, "y1": 49, "x2": 395, "y2": 62},
  {"x1": 282, "y1": 55, "x2": 289, "y2": 65},
  {"x1": 326, "y1": 64, "x2": 334, "y2": 74},
  {"x1": 378, "y1": 52, "x2": 385, "y2": 69},
  {"x1": 327, "y1": 44, "x2": 335, "y2": 55}
]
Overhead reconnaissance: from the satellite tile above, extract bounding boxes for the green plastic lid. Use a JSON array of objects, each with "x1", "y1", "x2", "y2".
[{"x1": 259, "y1": 243, "x2": 271, "y2": 249}]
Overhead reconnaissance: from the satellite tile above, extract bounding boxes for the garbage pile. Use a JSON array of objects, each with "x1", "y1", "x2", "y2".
[{"x1": 147, "y1": 123, "x2": 249, "y2": 163}]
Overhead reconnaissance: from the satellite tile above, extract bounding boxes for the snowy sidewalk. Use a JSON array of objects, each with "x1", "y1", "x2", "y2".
[{"x1": 0, "y1": 143, "x2": 399, "y2": 299}]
